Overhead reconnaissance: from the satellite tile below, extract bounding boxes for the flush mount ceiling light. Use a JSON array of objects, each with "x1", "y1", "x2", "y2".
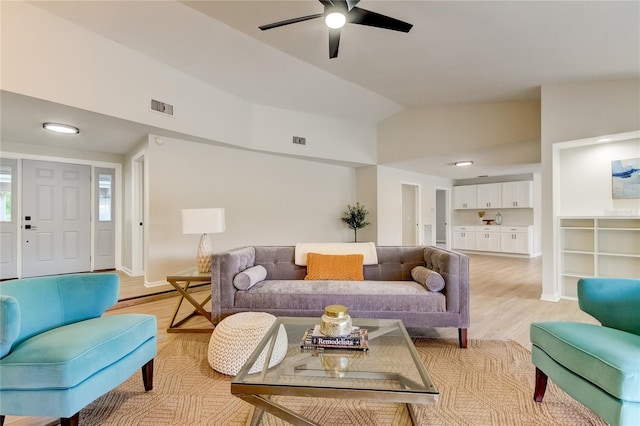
[
  {"x1": 42, "y1": 122, "x2": 79, "y2": 134},
  {"x1": 455, "y1": 161, "x2": 474, "y2": 167},
  {"x1": 325, "y1": 11, "x2": 346, "y2": 29}
]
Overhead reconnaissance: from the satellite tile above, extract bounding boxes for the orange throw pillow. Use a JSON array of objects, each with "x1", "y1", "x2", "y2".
[{"x1": 304, "y1": 253, "x2": 364, "y2": 281}]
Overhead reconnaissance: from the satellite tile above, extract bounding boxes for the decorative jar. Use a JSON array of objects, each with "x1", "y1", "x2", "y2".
[{"x1": 320, "y1": 304, "x2": 352, "y2": 337}]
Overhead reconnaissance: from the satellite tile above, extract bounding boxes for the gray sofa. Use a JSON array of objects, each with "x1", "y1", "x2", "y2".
[{"x1": 211, "y1": 245, "x2": 470, "y2": 347}]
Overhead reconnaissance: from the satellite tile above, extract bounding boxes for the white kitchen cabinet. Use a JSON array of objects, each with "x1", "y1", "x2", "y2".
[
  {"x1": 475, "y1": 226, "x2": 501, "y2": 251},
  {"x1": 500, "y1": 226, "x2": 532, "y2": 254},
  {"x1": 452, "y1": 226, "x2": 476, "y2": 250},
  {"x1": 476, "y1": 183, "x2": 501, "y2": 209},
  {"x1": 453, "y1": 185, "x2": 477, "y2": 209},
  {"x1": 501, "y1": 181, "x2": 533, "y2": 208}
]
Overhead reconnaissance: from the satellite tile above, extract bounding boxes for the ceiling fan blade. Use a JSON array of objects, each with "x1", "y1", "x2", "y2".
[
  {"x1": 329, "y1": 29, "x2": 341, "y2": 58},
  {"x1": 345, "y1": 0, "x2": 360, "y2": 11},
  {"x1": 348, "y1": 7, "x2": 413, "y2": 32},
  {"x1": 259, "y1": 13, "x2": 323, "y2": 31}
]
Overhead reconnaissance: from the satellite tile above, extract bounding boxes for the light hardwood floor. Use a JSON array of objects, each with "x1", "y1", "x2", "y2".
[{"x1": 4, "y1": 254, "x2": 597, "y2": 426}]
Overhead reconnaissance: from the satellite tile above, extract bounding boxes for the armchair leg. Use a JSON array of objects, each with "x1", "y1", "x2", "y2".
[
  {"x1": 534, "y1": 367, "x2": 548, "y2": 402},
  {"x1": 142, "y1": 359, "x2": 154, "y2": 391},
  {"x1": 60, "y1": 412, "x2": 80, "y2": 426},
  {"x1": 458, "y1": 328, "x2": 468, "y2": 348}
]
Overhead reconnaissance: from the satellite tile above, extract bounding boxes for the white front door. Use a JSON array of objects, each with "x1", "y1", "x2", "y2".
[{"x1": 22, "y1": 160, "x2": 91, "y2": 277}]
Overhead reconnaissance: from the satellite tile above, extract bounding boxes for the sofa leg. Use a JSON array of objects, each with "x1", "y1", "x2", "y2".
[
  {"x1": 142, "y1": 359, "x2": 154, "y2": 391},
  {"x1": 458, "y1": 328, "x2": 468, "y2": 348},
  {"x1": 60, "y1": 412, "x2": 80, "y2": 426},
  {"x1": 534, "y1": 367, "x2": 548, "y2": 402}
]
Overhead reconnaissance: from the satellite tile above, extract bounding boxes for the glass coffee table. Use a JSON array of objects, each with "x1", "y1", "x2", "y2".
[{"x1": 231, "y1": 317, "x2": 438, "y2": 425}]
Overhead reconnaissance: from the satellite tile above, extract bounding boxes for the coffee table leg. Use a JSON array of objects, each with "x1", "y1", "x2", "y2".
[
  {"x1": 244, "y1": 405, "x2": 264, "y2": 426},
  {"x1": 238, "y1": 394, "x2": 317, "y2": 426},
  {"x1": 406, "y1": 403, "x2": 419, "y2": 425}
]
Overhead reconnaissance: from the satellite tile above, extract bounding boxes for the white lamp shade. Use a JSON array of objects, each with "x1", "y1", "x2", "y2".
[{"x1": 182, "y1": 208, "x2": 225, "y2": 235}]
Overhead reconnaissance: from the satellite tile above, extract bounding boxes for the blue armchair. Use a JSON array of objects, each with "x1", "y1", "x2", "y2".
[
  {"x1": 530, "y1": 277, "x2": 640, "y2": 426},
  {"x1": 0, "y1": 273, "x2": 157, "y2": 426}
]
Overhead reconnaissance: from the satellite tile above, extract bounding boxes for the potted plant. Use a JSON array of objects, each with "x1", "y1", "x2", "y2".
[{"x1": 341, "y1": 202, "x2": 370, "y2": 242}]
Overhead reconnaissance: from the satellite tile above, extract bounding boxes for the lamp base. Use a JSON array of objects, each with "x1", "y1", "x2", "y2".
[{"x1": 196, "y1": 234, "x2": 212, "y2": 274}]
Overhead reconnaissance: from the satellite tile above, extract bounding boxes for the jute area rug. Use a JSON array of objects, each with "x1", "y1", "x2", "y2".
[{"x1": 79, "y1": 334, "x2": 606, "y2": 425}]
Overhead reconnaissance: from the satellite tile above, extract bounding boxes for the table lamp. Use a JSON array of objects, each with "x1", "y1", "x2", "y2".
[{"x1": 182, "y1": 208, "x2": 225, "y2": 273}]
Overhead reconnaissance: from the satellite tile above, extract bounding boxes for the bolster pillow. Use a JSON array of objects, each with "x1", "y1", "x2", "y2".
[
  {"x1": 411, "y1": 266, "x2": 445, "y2": 292},
  {"x1": 233, "y1": 265, "x2": 267, "y2": 290}
]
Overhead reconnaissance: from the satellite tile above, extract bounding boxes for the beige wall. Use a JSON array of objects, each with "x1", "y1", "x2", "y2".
[
  {"x1": 376, "y1": 166, "x2": 452, "y2": 246},
  {"x1": 378, "y1": 101, "x2": 541, "y2": 163},
  {"x1": 355, "y1": 166, "x2": 378, "y2": 243},
  {"x1": 541, "y1": 78, "x2": 640, "y2": 300},
  {"x1": 143, "y1": 136, "x2": 357, "y2": 283}
]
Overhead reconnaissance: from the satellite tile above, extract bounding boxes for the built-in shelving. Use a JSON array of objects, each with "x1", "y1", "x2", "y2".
[{"x1": 559, "y1": 217, "x2": 640, "y2": 298}]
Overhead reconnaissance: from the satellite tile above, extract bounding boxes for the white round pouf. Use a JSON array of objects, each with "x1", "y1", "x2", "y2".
[{"x1": 208, "y1": 312, "x2": 288, "y2": 375}]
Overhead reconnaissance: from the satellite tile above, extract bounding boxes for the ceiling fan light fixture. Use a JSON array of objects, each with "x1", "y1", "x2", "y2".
[
  {"x1": 455, "y1": 160, "x2": 474, "y2": 167},
  {"x1": 325, "y1": 12, "x2": 346, "y2": 29},
  {"x1": 43, "y1": 122, "x2": 79, "y2": 134}
]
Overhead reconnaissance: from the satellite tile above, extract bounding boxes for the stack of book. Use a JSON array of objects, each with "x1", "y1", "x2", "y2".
[{"x1": 300, "y1": 325, "x2": 369, "y2": 351}]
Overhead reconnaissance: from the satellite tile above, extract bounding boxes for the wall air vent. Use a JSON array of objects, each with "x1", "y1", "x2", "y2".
[
  {"x1": 150, "y1": 99, "x2": 174, "y2": 116},
  {"x1": 293, "y1": 136, "x2": 306, "y2": 145}
]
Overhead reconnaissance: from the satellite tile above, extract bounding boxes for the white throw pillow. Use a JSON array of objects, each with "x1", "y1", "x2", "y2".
[{"x1": 233, "y1": 265, "x2": 267, "y2": 290}]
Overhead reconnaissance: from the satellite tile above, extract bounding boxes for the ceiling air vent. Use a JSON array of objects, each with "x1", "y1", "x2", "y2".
[{"x1": 150, "y1": 99, "x2": 174, "y2": 116}]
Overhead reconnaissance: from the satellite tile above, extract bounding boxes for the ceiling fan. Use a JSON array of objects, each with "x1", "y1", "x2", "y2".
[{"x1": 259, "y1": 0, "x2": 413, "y2": 59}]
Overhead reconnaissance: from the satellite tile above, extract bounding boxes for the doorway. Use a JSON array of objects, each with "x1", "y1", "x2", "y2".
[
  {"x1": 436, "y1": 188, "x2": 449, "y2": 248},
  {"x1": 401, "y1": 183, "x2": 419, "y2": 246},
  {"x1": 131, "y1": 152, "x2": 146, "y2": 277}
]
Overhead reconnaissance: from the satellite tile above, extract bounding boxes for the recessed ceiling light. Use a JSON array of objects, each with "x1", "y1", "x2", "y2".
[
  {"x1": 43, "y1": 122, "x2": 79, "y2": 134},
  {"x1": 454, "y1": 161, "x2": 473, "y2": 167},
  {"x1": 325, "y1": 12, "x2": 346, "y2": 29},
  {"x1": 597, "y1": 138, "x2": 612, "y2": 142}
]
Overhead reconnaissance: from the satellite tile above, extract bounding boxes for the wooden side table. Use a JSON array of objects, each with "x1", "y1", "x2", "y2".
[{"x1": 166, "y1": 267, "x2": 214, "y2": 333}]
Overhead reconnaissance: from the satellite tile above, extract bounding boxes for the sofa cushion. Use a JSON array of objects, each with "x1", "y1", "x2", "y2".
[
  {"x1": 531, "y1": 322, "x2": 640, "y2": 402},
  {"x1": 305, "y1": 253, "x2": 364, "y2": 281},
  {"x1": 234, "y1": 280, "x2": 446, "y2": 313},
  {"x1": 411, "y1": 266, "x2": 445, "y2": 292},
  {"x1": 0, "y1": 314, "x2": 157, "y2": 389},
  {"x1": 233, "y1": 265, "x2": 267, "y2": 290}
]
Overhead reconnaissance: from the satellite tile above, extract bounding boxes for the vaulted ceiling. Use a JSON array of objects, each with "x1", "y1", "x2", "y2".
[{"x1": 3, "y1": 1, "x2": 639, "y2": 178}]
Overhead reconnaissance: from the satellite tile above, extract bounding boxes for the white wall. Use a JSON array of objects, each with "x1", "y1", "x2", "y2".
[
  {"x1": 376, "y1": 166, "x2": 452, "y2": 245},
  {"x1": 1, "y1": 1, "x2": 377, "y2": 166},
  {"x1": 541, "y1": 78, "x2": 640, "y2": 300},
  {"x1": 144, "y1": 136, "x2": 356, "y2": 282},
  {"x1": 559, "y1": 139, "x2": 640, "y2": 216}
]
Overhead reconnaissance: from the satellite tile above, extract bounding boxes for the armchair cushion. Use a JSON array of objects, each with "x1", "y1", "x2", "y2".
[
  {"x1": 1, "y1": 314, "x2": 156, "y2": 389},
  {"x1": 531, "y1": 321, "x2": 640, "y2": 401}
]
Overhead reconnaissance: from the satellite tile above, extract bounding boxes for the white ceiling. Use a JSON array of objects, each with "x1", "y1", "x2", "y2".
[{"x1": 3, "y1": 0, "x2": 639, "y2": 179}]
